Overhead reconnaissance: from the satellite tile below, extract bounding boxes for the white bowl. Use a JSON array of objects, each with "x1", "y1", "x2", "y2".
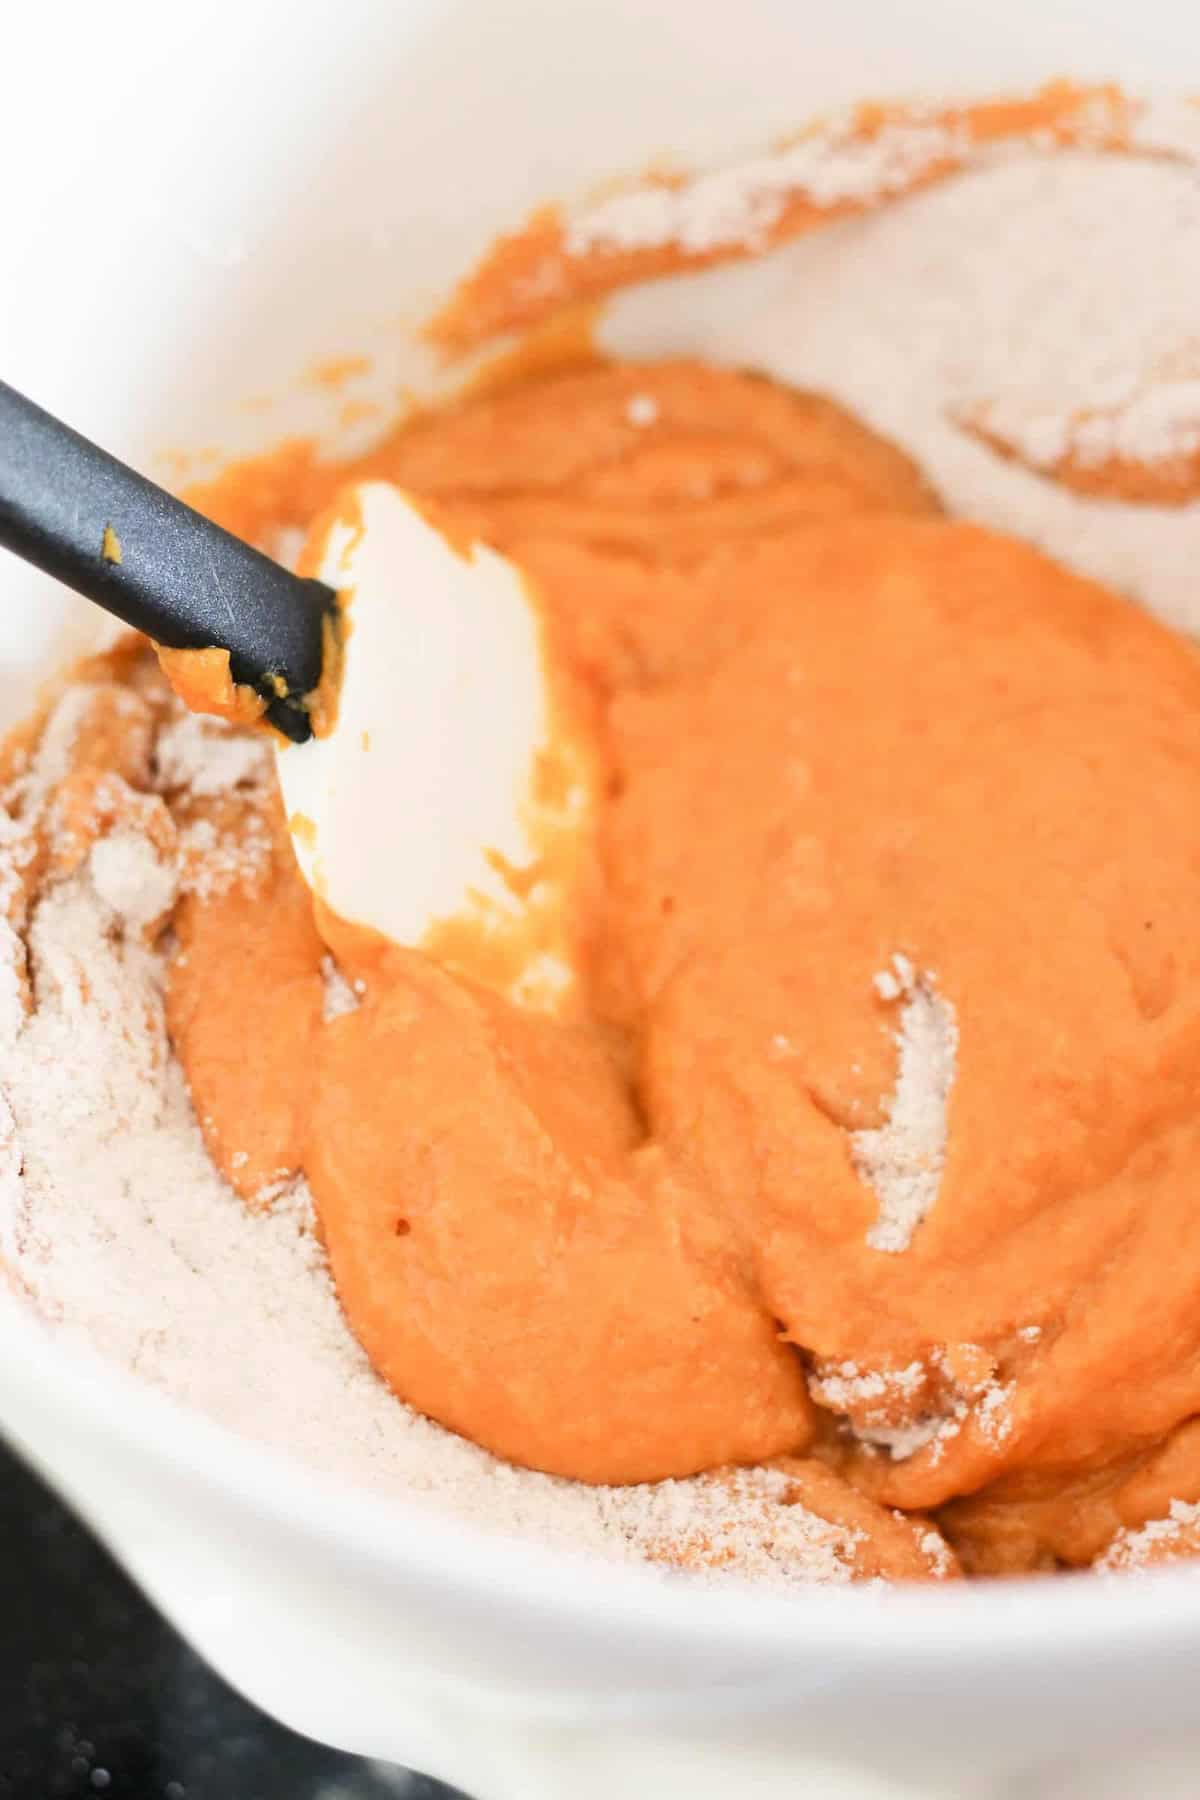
[{"x1": 3, "y1": 3, "x2": 1200, "y2": 1795}]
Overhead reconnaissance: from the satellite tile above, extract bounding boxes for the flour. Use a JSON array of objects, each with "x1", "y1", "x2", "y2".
[
  {"x1": 599, "y1": 149, "x2": 1200, "y2": 637},
  {"x1": 1097, "y1": 1500, "x2": 1200, "y2": 1572},
  {"x1": 807, "y1": 1359, "x2": 946, "y2": 1461},
  {"x1": 1129, "y1": 96, "x2": 1200, "y2": 161},
  {"x1": 809, "y1": 1342, "x2": 1014, "y2": 1465},
  {"x1": 88, "y1": 828, "x2": 178, "y2": 927},
  {"x1": 607, "y1": 1465, "x2": 865, "y2": 1588},
  {"x1": 0, "y1": 673, "x2": 949, "y2": 1591},
  {"x1": 567, "y1": 115, "x2": 966, "y2": 257},
  {"x1": 154, "y1": 711, "x2": 270, "y2": 797},
  {"x1": 565, "y1": 91, "x2": 1200, "y2": 266},
  {"x1": 808, "y1": 1360, "x2": 926, "y2": 1413},
  {"x1": 854, "y1": 956, "x2": 958, "y2": 1255}
]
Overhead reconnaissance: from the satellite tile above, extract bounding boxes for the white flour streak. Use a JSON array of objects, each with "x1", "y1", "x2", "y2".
[{"x1": 854, "y1": 958, "x2": 958, "y2": 1254}]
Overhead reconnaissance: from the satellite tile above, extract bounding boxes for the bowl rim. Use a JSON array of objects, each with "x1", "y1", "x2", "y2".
[{"x1": 5, "y1": 1284, "x2": 1200, "y2": 1701}]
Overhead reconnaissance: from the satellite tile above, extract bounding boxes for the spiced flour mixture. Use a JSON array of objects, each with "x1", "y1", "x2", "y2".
[{"x1": 6, "y1": 82, "x2": 1200, "y2": 1587}]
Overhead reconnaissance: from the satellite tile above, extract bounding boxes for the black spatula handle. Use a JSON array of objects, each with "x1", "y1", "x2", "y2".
[{"x1": 0, "y1": 381, "x2": 336, "y2": 742}]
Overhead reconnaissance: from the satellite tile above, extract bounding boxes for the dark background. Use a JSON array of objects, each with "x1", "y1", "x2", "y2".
[{"x1": 0, "y1": 1440, "x2": 466, "y2": 1800}]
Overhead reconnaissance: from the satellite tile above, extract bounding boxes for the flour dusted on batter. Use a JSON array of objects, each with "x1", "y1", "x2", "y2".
[
  {"x1": 621, "y1": 1466, "x2": 862, "y2": 1585},
  {"x1": 855, "y1": 956, "x2": 958, "y2": 1254},
  {"x1": 1097, "y1": 1501, "x2": 1200, "y2": 1573},
  {"x1": 565, "y1": 114, "x2": 966, "y2": 257},
  {"x1": 599, "y1": 149, "x2": 1200, "y2": 635},
  {"x1": 0, "y1": 675, "x2": 948, "y2": 1591}
]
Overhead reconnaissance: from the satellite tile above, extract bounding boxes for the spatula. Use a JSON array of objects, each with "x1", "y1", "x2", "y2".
[
  {"x1": 0, "y1": 383, "x2": 591, "y2": 996},
  {"x1": 0, "y1": 380, "x2": 336, "y2": 742}
]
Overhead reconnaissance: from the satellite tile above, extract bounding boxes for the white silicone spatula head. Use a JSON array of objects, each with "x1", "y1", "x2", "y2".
[{"x1": 275, "y1": 482, "x2": 594, "y2": 1006}]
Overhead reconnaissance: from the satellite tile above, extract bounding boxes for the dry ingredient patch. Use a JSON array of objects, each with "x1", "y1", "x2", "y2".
[{"x1": 854, "y1": 954, "x2": 958, "y2": 1254}]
